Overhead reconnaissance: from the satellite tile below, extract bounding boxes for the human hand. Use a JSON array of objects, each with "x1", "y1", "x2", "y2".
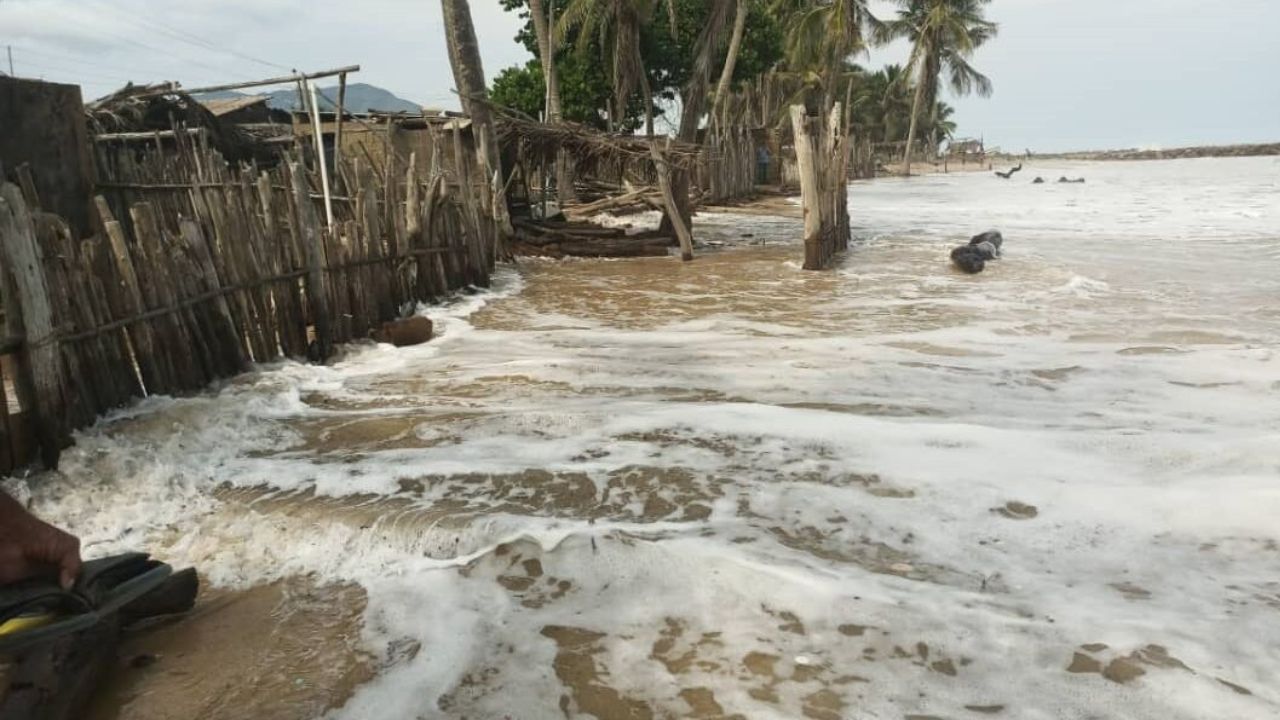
[{"x1": 0, "y1": 494, "x2": 81, "y2": 590}]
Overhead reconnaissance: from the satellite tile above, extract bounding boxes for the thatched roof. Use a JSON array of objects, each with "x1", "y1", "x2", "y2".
[
  {"x1": 85, "y1": 84, "x2": 275, "y2": 163},
  {"x1": 496, "y1": 115, "x2": 702, "y2": 178}
]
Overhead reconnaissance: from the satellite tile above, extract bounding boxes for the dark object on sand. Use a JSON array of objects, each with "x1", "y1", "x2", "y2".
[
  {"x1": 995, "y1": 163, "x2": 1023, "y2": 179},
  {"x1": 950, "y1": 245, "x2": 987, "y2": 274},
  {"x1": 372, "y1": 316, "x2": 434, "y2": 347},
  {"x1": 1058, "y1": 176, "x2": 1086, "y2": 184},
  {"x1": 1032, "y1": 176, "x2": 1046, "y2": 184},
  {"x1": 0, "y1": 553, "x2": 199, "y2": 719}
]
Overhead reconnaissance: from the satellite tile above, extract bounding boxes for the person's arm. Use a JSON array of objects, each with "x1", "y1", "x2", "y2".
[{"x1": 0, "y1": 491, "x2": 81, "y2": 589}]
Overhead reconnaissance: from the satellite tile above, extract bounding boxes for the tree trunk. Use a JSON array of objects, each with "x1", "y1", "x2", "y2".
[
  {"x1": 640, "y1": 64, "x2": 655, "y2": 137},
  {"x1": 529, "y1": 0, "x2": 575, "y2": 202},
  {"x1": 711, "y1": 0, "x2": 749, "y2": 120},
  {"x1": 441, "y1": 0, "x2": 512, "y2": 253},
  {"x1": 529, "y1": 0, "x2": 558, "y2": 119},
  {"x1": 902, "y1": 63, "x2": 927, "y2": 177}
]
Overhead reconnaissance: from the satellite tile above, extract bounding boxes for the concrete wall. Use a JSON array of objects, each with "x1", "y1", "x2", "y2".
[{"x1": 0, "y1": 77, "x2": 95, "y2": 238}]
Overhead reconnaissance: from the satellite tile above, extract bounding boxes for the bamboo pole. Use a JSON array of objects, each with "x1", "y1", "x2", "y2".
[
  {"x1": 306, "y1": 80, "x2": 336, "y2": 230},
  {"x1": 132, "y1": 65, "x2": 361, "y2": 98}
]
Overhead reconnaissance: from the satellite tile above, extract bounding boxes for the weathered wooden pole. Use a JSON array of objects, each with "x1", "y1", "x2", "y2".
[
  {"x1": 790, "y1": 105, "x2": 821, "y2": 270},
  {"x1": 650, "y1": 139, "x2": 694, "y2": 262},
  {"x1": 0, "y1": 183, "x2": 66, "y2": 467},
  {"x1": 290, "y1": 162, "x2": 333, "y2": 360}
]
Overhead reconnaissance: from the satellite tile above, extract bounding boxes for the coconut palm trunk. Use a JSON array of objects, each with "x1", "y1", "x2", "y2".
[
  {"x1": 711, "y1": 0, "x2": 750, "y2": 119},
  {"x1": 441, "y1": 0, "x2": 513, "y2": 252},
  {"x1": 901, "y1": 69, "x2": 926, "y2": 176},
  {"x1": 529, "y1": 0, "x2": 575, "y2": 201}
]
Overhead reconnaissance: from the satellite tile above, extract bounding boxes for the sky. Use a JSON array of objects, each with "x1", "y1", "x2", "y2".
[{"x1": 2, "y1": 0, "x2": 1277, "y2": 152}]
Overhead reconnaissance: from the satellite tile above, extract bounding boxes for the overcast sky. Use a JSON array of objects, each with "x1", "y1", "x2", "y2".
[{"x1": 2, "y1": 0, "x2": 1277, "y2": 152}]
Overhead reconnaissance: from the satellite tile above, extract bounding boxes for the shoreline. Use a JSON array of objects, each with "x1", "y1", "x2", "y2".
[{"x1": 993, "y1": 141, "x2": 1280, "y2": 163}]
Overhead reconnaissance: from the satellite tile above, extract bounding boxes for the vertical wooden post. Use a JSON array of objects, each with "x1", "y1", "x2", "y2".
[
  {"x1": 405, "y1": 151, "x2": 421, "y2": 239},
  {"x1": 291, "y1": 162, "x2": 332, "y2": 361},
  {"x1": 790, "y1": 105, "x2": 821, "y2": 270},
  {"x1": 0, "y1": 184, "x2": 65, "y2": 468},
  {"x1": 333, "y1": 72, "x2": 348, "y2": 194},
  {"x1": 650, "y1": 139, "x2": 694, "y2": 262},
  {"x1": 306, "y1": 80, "x2": 336, "y2": 230},
  {"x1": 95, "y1": 196, "x2": 165, "y2": 395}
]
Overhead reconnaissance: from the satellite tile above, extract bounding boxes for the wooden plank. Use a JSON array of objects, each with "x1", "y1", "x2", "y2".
[
  {"x1": 290, "y1": 162, "x2": 332, "y2": 360},
  {"x1": 130, "y1": 201, "x2": 208, "y2": 390},
  {"x1": 334, "y1": 72, "x2": 348, "y2": 194},
  {"x1": 96, "y1": 196, "x2": 167, "y2": 395},
  {"x1": 180, "y1": 218, "x2": 248, "y2": 373},
  {"x1": 0, "y1": 183, "x2": 67, "y2": 468},
  {"x1": 46, "y1": 223, "x2": 112, "y2": 420},
  {"x1": 80, "y1": 237, "x2": 145, "y2": 404},
  {"x1": 132, "y1": 65, "x2": 362, "y2": 98}
]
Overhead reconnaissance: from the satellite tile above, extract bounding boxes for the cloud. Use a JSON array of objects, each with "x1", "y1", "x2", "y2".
[{"x1": 2, "y1": 0, "x2": 1275, "y2": 150}]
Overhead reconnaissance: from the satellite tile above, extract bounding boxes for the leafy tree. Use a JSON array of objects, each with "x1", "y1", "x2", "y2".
[
  {"x1": 881, "y1": 0, "x2": 996, "y2": 174},
  {"x1": 494, "y1": 0, "x2": 782, "y2": 132}
]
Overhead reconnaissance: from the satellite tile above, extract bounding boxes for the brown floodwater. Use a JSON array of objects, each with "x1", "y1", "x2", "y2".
[{"x1": 18, "y1": 158, "x2": 1280, "y2": 719}]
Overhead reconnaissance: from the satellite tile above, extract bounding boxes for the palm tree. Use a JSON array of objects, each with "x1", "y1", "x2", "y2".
[
  {"x1": 711, "y1": 0, "x2": 752, "y2": 119},
  {"x1": 883, "y1": 0, "x2": 997, "y2": 175},
  {"x1": 770, "y1": 0, "x2": 880, "y2": 110},
  {"x1": 556, "y1": 0, "x2": 676, "y2": 135},
  {"x1": 528, "y1": 0, "x2": 577, "y2": 201},
  {"x1": 441, "y1": 0, "x2": 512, "y2": 251}
]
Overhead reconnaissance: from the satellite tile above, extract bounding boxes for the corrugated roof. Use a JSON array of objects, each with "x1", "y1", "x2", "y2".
[{"x1": 200, "y1": 95, "x2": 270, "y2": 116}]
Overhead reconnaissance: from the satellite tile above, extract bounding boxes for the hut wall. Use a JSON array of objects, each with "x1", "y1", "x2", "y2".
[{"x1": 0, "y1": 77, "x2": 95, "y2": 238}]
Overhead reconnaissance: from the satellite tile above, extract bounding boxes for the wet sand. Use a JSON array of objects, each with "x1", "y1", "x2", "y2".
[{"x1": 86, "y1": 579, "x2": 372, "y2": 720}]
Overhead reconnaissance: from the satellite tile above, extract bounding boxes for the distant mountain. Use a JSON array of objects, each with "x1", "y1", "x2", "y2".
[{"x1": 196, "y1": 83, "x2": 421, "y2": 114}]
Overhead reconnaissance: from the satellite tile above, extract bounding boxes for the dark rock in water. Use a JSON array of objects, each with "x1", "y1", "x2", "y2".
[
  {"x1": 1058, "y1": 176, "x2": 1086, "y2": 184},
  {"x1": 372, "y1": 316, "x2": 434, "y2": 347},
  {"x1": 950, "y1": 245, "x2": 986, "y2": 274},
  {"x1": 972, "y1": 240, "x2": 999, "y2": 260},
  {"x1": 1033, "y1": 176, "x2": 1046, "y2": 184},
  {"x1": 969, "y1": 230, "x2": 1004, "y2": 253}
]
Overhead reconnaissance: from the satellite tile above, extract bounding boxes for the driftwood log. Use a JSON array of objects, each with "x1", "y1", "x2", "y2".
[{"x1": 511, "y1": 218, "x2": 671, "y2": 259}]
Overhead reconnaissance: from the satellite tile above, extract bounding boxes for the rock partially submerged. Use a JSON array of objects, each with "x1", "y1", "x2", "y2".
[
  {"x1": 950, "y1": 230, "x2": 1006, "y2": 274},
  {"x1": 372, "y1": 316, "x2": 434, "y2": 347},
  {"x1": 950, "y1": 245, "x2": 987, "y2": 274}
]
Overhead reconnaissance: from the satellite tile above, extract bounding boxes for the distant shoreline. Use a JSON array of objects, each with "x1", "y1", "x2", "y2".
[{"x1": 994, "y1": 142, "x2": 1280, "y2": 162}]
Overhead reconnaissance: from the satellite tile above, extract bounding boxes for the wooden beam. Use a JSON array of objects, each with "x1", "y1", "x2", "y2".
[
  {"x1": 133, "y1": 65, "x2": 361, "y2": 98},
  {"x1": 93, "y1": 129, "x2": 205, "y2": 142},
  {"x1": 0, "y1": 184, "x2": 66, "y2": 468}
]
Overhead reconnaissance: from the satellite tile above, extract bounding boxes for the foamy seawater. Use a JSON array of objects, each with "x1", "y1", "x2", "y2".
[{"x1": 21, "y1": 157, "x2": 1280, "y2": 718}]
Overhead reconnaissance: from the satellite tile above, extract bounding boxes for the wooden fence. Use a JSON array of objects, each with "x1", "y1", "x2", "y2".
[
  {"x1": 790, "y1": 104, "x2": 851, "y2": 271},
  {"x1": 0, "y1": 128, "x2": 495, "y2": 471},
  {"x1": 699, "y1": 125, "x2": 756, "y2": 203}
]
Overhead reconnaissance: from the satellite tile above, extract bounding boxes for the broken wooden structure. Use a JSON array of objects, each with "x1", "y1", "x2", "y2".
[
  {"x1": 790, "y1": 103, "x2": 851, "y2": 271},
  {"x1": 0, "y1": 73, "x2": 496, "y2": 472}
]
